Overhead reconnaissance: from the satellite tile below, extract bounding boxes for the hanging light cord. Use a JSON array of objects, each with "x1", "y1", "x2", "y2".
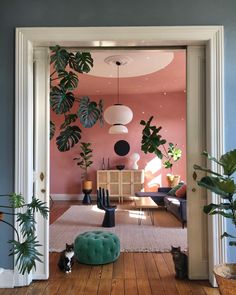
[{"x1": 116, "y1": 61, "x2": 121, "y2": 104}]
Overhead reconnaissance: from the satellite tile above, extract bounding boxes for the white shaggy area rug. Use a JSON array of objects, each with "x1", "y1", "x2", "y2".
[{"x1": 50, "y1": 205, "x2": 187, "y2": 252}]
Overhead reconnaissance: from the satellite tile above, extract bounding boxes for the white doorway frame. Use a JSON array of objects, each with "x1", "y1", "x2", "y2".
[{"x1": 15, "y1": 26, "x2": 225, "y2": 287}]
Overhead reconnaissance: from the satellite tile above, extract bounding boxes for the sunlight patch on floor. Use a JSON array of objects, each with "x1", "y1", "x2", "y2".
[
  {"x1": 128, "y1": 210, "x2": 146, "y2": 220},
  {"x1": 91, "y1": 205, "x2": 104, "y2": 213}
]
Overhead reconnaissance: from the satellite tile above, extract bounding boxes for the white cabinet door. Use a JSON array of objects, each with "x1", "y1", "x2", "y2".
[
  {"x1": 97, "y1": 170, "x2": 109, "y2": 190},
  {"x1": 97, "y1": 170, "x2": 120, "y2": 201},
  {"x1": 108, "y1": 170, "x2": 120, "y2": 197},
  {"x1": 121, "y1": 170, "x2": 132, "y2": 197},
  {"x1": 120, "y1": 170, "x2": 144, "y2": 200}
]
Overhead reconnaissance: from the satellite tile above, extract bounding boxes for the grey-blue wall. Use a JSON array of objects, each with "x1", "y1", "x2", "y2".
[{"x1": 1, "y1": 0, "x2": 236, "y2": 269}]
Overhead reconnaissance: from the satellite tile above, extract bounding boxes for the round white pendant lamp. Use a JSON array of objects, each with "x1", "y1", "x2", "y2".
[
  {"x1": 109, "y1": 124, "x2": 128, "y2": 134},
  {"x1": 104, "y1": 104, "x2": 133, "y2": 125},
  {"x1": 104, "y1": 58, "x2": 133, "y2": 134}
]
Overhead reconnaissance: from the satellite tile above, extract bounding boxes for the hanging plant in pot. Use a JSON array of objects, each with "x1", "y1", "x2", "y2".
[
  {"x1": 140, "y1": 116, "x2": 182, "y2": 187},
  {"x1": 193, "y1": 149, "x2": 236, "y2": 295},
  {"x1": 73, "y1": 142, "x2": 93, "y2": 204}
]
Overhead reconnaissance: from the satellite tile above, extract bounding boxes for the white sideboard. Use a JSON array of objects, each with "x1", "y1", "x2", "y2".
[{"x1": 97, "y1": 169, "x2": 144, "y2": 202}]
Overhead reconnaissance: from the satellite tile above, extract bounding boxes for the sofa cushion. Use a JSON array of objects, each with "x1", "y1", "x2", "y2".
[
  {"x1": 164, "y1": 196, "x2": 181, "y2": 207},
  {"x1": 158, "y1": 187, "x2": 172, "y2": 193},
  {"x1": 167, "y1": 184, "x2": 183, "y2": 196},
  {"x1": 175, "y1": 184, "x2": 187, "y2": 198}
]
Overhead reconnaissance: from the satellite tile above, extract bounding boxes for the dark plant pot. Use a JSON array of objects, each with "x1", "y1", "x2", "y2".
[
  {"x1": 214, "y1": 264, "x2": 236, "y2": 295},
  {"x1": 116, "y1": 165, "x2": 125, "y2": 170}
]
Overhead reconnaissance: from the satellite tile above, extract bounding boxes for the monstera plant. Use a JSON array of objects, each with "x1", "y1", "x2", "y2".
[
  {"x1": 0, "y1": 193, "x2": 48, "y2": 274},
  {"x1": 50, "y1": 45, "x2": 103, "y2": 152},
  {"x1": 140, "y1": 116, "x2": 182, "y2": 186}
]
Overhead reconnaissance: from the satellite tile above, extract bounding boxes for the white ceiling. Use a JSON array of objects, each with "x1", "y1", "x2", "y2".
[{"x1": 86, "y1": 50, "x2": 174, "y2": 78}]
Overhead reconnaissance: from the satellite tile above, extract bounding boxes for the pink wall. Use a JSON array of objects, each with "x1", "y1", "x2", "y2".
[{"x1": 50, "y1": 92, "x2": 186, "y2": 194}]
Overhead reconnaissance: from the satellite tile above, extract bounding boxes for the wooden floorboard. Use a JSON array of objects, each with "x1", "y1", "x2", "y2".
[
  {"x1": 97, "y1": 279, "x2": 112, "y2": 295},
  {"x1": 1, "y1": 200, "x2": 219, "y2": 294},
  {"x1": 124, "y1": 253, "x2": 136, "y2": 279},
  {"x1": 124, "y1": 279, "x2": 138, "y2": 295}
]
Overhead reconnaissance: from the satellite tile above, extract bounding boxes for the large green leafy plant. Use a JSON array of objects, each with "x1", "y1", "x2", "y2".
[
  {"x1": 193, "y1": 149, "x2": 236, "y2": 246},
  {"x1": 0, "y1": 193, "x2": 48, "y2": 274},
  {"x1": 73, "y1": 142, "x2": 93, "y2": 180},
  {"x1": 50, "y1": 45, "x2": 103, "y2": 152},
  {"x1": 140, "y1": 116, "x2": 182, "y2": 174}
]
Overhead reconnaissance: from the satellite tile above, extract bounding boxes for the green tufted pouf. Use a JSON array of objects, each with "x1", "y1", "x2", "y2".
[{"x1": 74, "y1": 231, "x2": 120, "y2": 265}]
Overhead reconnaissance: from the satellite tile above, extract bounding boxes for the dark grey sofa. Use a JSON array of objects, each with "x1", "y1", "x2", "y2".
[
  {"x1": 164, "y1": 195, "x2": 187, "y2": 228},
  {"x1": 135, "y1": 187, "x2": 187, "y2": 228}
]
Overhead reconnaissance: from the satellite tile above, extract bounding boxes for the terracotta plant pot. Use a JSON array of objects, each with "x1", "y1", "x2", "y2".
[
  {"x1": 214, "y1": 264, "x2": 236, "y2": 295},
  {"x1": 83, "y1": 180, "x2": 92, "y2": 190},
  {"x1": 167, "y1": 174, "x2": 180, "y2": 187}
]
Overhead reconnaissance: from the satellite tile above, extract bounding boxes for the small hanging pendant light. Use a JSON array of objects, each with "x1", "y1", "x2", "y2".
[{"x1": 104, "y1": 60, "x2": 133, "y2": 134}]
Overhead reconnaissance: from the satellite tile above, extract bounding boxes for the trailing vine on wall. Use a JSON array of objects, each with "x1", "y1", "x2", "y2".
[{"x1": 50, "y1": 45, "x2": 103, "y2": 152}]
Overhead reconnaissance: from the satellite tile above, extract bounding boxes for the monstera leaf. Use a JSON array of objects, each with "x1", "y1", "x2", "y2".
[
  {"x1": 9, "y1": 236, "x2": 43, "y2": 275},
  {"x1": 60, "y1": 114, "x2": 78, "y2": 130},
  {"x1": 56, "y1": 126, "x2": 81, "y2": 152},
  {"x1": 28, "y1": 197, "x2": 49, "y2": 219},
  {"x1": 50, "y1": 45, "x2": 69, "y2": 72},
  {"x1": 16, "y1": 210, "x2": 36, "y2": 238},
  {"x1": 58, "y1": 70, "x2": 78, "y2": 90},
  {"x1": 9, "y1": 193, "x2": 25, "y2": 208},
  {"x1": 74, "y1": 52, "x2": 93, "y2": 73},
  {"x1": 78, "y1": 96, "x2": 102, "y2": 128},
  {"x1": 50, "y1": 86, "x2": 75, "y2": 114},
  {"x1": 50, "y1": 121, "x2": 55, "y2": 140}
]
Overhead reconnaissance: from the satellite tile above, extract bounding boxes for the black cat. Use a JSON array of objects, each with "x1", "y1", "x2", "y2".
[
  {"x1": 171, "y1": 246, "x2": 188, "y2": 279},
  {"x1": 58, "y1": 243, "x2": 75, "y2": 273}
]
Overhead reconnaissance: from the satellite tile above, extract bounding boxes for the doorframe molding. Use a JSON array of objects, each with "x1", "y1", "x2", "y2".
[{"x1": 14, "y1": 26, "x2": 224, "y2": 286}]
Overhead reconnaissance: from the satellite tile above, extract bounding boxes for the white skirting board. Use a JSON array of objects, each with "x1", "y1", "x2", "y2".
[
  {"x1": 50, "y1": 194, "x2": 97, "y2": 201},
  {"x1": 0, "y1": 268, "x2": 14, "y2": 288}
]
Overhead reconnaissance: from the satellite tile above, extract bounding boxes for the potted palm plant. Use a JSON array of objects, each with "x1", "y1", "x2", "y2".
[
  {"x1": 193, "y1": 149, "x2": 236, "y2": 295},
  {"x1": 0, "y1": 193, "x2": 48, "y2": 274},
  {"x1": 140, "y1": 116, "x2": 182, "y2": 187}
]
